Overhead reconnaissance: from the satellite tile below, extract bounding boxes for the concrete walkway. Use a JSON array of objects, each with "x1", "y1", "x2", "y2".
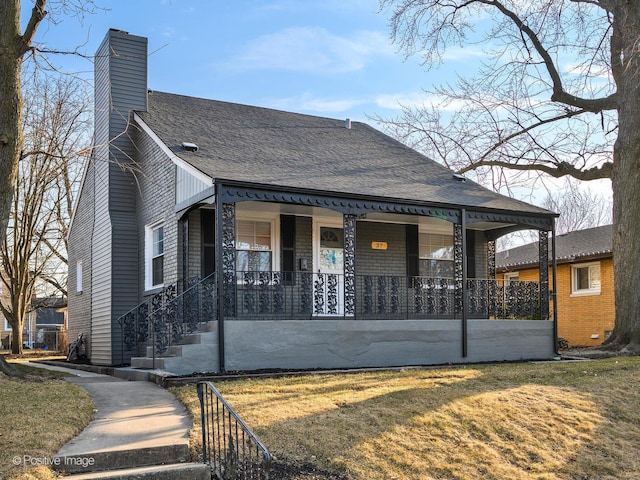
[{"x1": 24, "y1": 362, "x2": 210, "y2": 479}]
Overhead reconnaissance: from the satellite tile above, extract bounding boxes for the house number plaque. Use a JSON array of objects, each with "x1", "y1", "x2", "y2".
[{"x1": 371, "y1": 242, "x2": 388, "y2": 250}]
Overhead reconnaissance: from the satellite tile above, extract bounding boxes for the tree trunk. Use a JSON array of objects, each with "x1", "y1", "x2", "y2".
[
  {"x1": 10, "y1": 321, "x2": 23, "y2": 355},
  {"x1": 608, "y1": 3, "x2": 640, "y2": 352},
  {"x1": 0, "y1": 2, "x2": 23, "y2": 242}
]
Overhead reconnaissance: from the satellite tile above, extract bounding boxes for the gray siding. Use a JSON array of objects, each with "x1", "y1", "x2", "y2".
[
  {"x1": 177, "y1": 167, "x2": 210, "y2": 205},
  {"x1": 79, "y1": 29, "x2": 148, "y2": 365},
  {"x1": 67, "y1": 159, "x2": 95, "y2": 358}
]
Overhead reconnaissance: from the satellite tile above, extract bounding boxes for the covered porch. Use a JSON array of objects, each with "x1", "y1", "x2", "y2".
[{"x1": 119, "y1": 180, "x2": 557, "y2": 372}]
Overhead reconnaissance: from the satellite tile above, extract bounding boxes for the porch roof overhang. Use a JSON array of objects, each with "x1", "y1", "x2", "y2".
[{"x1": 175, "y1": 178, "x2": 557, "y2": 234}]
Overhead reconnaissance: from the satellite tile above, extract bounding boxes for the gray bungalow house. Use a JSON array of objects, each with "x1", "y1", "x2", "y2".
[{"x1": 67, "y1": 29, "x2": 558, "y2": 374}]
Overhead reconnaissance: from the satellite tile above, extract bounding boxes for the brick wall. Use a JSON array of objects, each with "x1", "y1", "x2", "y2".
[{"x1": 499, "y1": 256, "x2": 615, "y2": 346}]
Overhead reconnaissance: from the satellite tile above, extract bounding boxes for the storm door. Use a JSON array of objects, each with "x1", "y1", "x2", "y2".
[{"x1": 314, "y1": 223, "x2": 345, "y2": 315}]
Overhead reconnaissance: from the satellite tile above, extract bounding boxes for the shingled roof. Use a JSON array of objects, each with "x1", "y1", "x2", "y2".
[
  {"x1": 136, "y1": 91, "x2": 554, "y2": 217},
  {"x1": 497, "y1": 224, "x2": 613, "y2": 269}
]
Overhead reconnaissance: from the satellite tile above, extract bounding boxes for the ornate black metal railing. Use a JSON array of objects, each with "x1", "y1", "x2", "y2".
[
  {"x1": 117, "y1": 271, "x2": 543, "y2": 362},
  {"x1": 117, "y1": 273, "x2": 217, "y2": 361},
  {"x1": 198, "y1": 381, "x2": 272, "y2": 480},
  {"x1": 234, "y1": 272, "x2": 542, "y2": 320}
]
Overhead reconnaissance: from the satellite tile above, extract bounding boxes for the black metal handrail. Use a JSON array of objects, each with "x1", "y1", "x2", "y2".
[
  {"x1": 117, "y1": 273, "x2": 217, "y2": 362},
  {"x1": 198, "y1": 381, "x2": 272, "y2": 480}
]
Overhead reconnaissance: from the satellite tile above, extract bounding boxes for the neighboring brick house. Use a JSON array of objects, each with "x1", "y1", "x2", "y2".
[
  {"x1": 497, "y1": 225, "x2": 614, "y2": 347},
  {"x1": 67, "y1": 29, "x2": 559, "y2": 374}
]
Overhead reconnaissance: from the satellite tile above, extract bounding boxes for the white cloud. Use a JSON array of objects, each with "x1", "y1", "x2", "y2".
[
  {"x1": 265, "y1": 92, "x2": 365, "y2": 113},
  {"x1": 375, "y1": 91, "x2": 468, "y2": 112},
  {"x1": 230, "y1": 27, "x2": 393, "y2": 74}
]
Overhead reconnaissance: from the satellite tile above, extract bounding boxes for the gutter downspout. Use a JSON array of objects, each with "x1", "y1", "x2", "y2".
[
  {"x1": 461, "y1": 209, "x2": 468, "y2": 358},
  {"x1": 551, "y1": 223, "x2": 559, "y2": 356}
]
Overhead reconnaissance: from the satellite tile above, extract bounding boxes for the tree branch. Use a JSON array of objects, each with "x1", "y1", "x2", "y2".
[
  {"x1": 20, "y1": 0, "x2": 47, "y2": 56},
  {"x1": 459, "y1": 158, "x2": 613, "y2": 180},
  {"x1": 481, "y1": 0, "x2": 618, "y2": 112}
]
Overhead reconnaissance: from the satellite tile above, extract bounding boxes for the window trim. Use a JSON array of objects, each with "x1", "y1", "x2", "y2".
[
  {"x1": 145, "y1": 222, "x2": 165, "y2": 291},
  {"x1": 235, "y1": 215, "x2": 279, "y2": 273},
  {"x1": 76, "y1": 260, "x2": 83, "y2": 293},
  {"x1": 571, "y1": 261, "x2": 601, "y2": 296}
]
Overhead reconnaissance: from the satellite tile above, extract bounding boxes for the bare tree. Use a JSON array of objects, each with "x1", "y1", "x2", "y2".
[
  {"x1": 1, "y1": 74, "x2": 90, "y2": 355},
  {"x1": 378, "y1": 0, "x2": 640, "y2": 351},
  {"x1": 541, "y1": 180, "x2": 612, "y2": 236}
]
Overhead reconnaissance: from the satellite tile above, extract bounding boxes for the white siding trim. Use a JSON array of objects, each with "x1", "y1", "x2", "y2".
[{"x1": 133, "y1": 112, "x2": 213, "y2": 186}]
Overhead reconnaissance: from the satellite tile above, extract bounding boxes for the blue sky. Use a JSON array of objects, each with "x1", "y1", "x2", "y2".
[{"x1": 25, "y1": 0, "x2": 458, "y2": 123}]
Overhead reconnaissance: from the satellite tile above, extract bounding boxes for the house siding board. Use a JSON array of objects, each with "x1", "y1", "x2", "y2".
[
  {"x1": 67, "y1": 158, "x2": 95, "y2": 358},
  {"x1": 177, "y1": 167, "x2": 210, "y2": 205},
  {"x1": 86, "y1": 30, "x2": 149, "y2": 364}
]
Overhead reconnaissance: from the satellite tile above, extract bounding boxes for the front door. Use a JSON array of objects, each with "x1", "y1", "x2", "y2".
[{"x1": 314, "y1": 222, "x2": 345, "y2": 315}]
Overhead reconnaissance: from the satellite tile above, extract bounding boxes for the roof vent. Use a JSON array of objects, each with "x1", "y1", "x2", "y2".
[
  {"x1": 452, "y1": 173, "x2": 466, "y2": 182},
  {"x1": 181, "y1": 142, "x2": 199, "y2": 152},
  {"x1": 345, "y1": 118, "x2": 352, "y2": 129}
]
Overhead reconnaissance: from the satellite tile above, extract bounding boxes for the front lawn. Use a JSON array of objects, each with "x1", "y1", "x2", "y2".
[
  {"x1": 0, "y1": 362, "x2": 94, "y2": 480},
  {"x1": 173, "y1": 357, "x2": 640, "y2": 479}
]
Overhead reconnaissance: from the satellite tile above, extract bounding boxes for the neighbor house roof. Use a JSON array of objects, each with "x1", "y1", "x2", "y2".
[
  {"x1": 497, "y1": 224, "x2": 613, "y2": 269},
  {"x1": 135, "y1": 91, "x2": 554, "y2": 217}
]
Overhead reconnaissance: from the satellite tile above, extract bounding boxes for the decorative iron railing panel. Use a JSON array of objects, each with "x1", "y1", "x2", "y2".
[
  {"x1": 198, "y1": 381, "x2": 272, "y2": 480},
  {"x1": 234, "y1": 273, "x2": 541, "y2": 320},
  {"x1": 117, "y1": 273, "x2": 217, "y2": 361}
]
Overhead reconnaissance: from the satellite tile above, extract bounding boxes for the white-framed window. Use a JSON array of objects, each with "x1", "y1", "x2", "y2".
[
  {"x1": 4, "y1": 318, "x2": 11, "y2": 331},
  {"x1": 419, "y1": 232, "x2": 454, "y2": 278},
  {"x1": 503, "y1": 272, "x2": 519, "y2": 284},
  {"x1": 236, "y1": 219, "x2": 274, "y2": 272},
  {"x1": 571, "y1": 262, "x2": 601, "y2": 296},
  {"x1": 76, "y1": 260, "x2": 83, "y2": 293},
  {"x1": 145, "y1": 223, "x2": 165, "y2": 290}
]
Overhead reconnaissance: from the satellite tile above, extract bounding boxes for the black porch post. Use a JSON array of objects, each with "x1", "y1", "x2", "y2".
[
  {"x1": 181, "y1": 216, "x2": 188, "y2": 290},
  {"x1": 215, "y1": 188, "x2": 236, "y2": 373},
  {"x1": 343, "y1": 214, "x2": 356, "y2": 316},
  {"x1": 487, "y1": 239, "x2": 496, "y2": 280},
  {"x1": 454, "y1": 211, "x2": 468, "y2": 357},
  {"x1": 538, "y1": 230, "x2": 550, "y2": 320}
]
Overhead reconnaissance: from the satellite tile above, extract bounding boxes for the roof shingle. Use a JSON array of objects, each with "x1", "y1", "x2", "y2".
[{"x1": 136, "y1": 91, "x2": 554, "y2": 216}]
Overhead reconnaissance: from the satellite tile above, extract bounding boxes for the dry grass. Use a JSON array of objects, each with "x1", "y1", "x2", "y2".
[
  {"x1": 173, "y1": 357, "x2": 640, "y2": 479},
  {"x1": 0, "y1": 363, "x2": 94, "y2": 480}
]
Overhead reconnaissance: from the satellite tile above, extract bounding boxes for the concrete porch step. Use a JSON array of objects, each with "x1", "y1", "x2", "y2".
[
  {"x1": 130, "y1": 356, "x2": 167, "y2": 369},
  {"x1": 58, "y1": 462, "x2": 211, "y2": 480},
  {"x1": 54, "y1": 444, "x2": 190, "y2": 474}
]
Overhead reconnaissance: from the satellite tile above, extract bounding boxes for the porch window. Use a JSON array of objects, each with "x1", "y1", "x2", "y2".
[
  {"x1": 419, "y1": 233, "x2": 454, "y2": 278},
  {"x1": 571, "y1": 262, "x2": 601, "y2": 296},
  {"x1": 236, "y1": 220, "x2": 272, "y2": 272},
  {"x1": 145, "y1": 223, "x2": 164, "y2": 289}
]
